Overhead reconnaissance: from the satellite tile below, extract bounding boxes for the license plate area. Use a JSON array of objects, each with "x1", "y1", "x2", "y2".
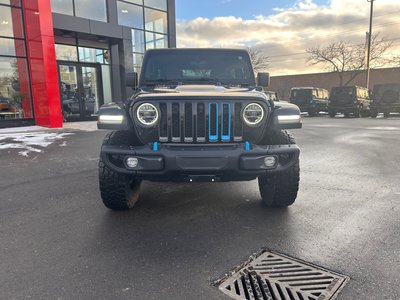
[{"x1": 185, "y1": 175, "x2": 221, "y2": 182}]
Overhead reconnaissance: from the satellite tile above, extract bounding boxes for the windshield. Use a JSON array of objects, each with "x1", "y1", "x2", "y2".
[
  {"x1": 290, "y1": 89, "x2": 312, "y2": 102},
  {"x1": 140, "y1": 49, "x2": 255, "y2": 87},
  {"x1": 373, "y1": 84, "x2": 400, "y2": 98},
  {"x1": 331, "y1": 87, "x2": 354, "y2": 99}
]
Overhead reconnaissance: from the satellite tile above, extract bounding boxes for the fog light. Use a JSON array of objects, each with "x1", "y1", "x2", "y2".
[
  {"x1": 126, "y1": 157, "x2": 139, "y2": 168},
  {"x1": 264, "y1": 156, "x2": 277, "y2": 168}
]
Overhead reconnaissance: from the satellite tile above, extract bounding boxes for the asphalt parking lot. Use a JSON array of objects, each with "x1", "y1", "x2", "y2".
[{"x1": 1, "y1": 116, "x2": 400, "y2": 299}]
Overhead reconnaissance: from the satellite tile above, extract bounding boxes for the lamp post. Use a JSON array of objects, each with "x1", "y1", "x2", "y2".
[{"x1": 366, "y1": 0, "x2": 375, "y2": 89}]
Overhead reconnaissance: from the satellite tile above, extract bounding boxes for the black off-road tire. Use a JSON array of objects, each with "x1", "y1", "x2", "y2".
[
  {"x1": 258, "y1": 130, "x2": 300, "y2": 207},
  {"x1": 361, "y1": 109, "x2": 370, "y2": 118},
  {"x1": 354, "y1": 106, "x2": 362, "y2": 118},
  {"x1": 99, "y1": 131, "x2": 142, "y2": 210},
  {"x1": 328, "y1": 110, "x2": 336, "y2": 118},
  {"x1": 370, "y1": 110, "x2": 378, "y2": 118},
  {"x1": 308, "y1": 109, "x2": 317, "y2": 117}
]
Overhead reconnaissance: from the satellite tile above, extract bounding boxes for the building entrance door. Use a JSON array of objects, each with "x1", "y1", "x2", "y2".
[{"x1": 58, "y1": 63, "x2": 103, "y2": 121}]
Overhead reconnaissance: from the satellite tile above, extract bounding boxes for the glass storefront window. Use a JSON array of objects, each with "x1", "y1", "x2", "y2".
[
  {"x1": 0, "y1": 37, "x2": 25, "y2": 57},
  {"x1": 145, "y1": 8, "x2": 167, "y2": 34},
  {"x1": 75, "y1": 0, "x2": 107, "y2": 22},
  {"x1": 55, "y1": 44, "x2": 78, "y2": 61},
  {"x1": 101, "y1": 65, "x2": 112, "y2": 104},
  {"x1": 0, "y1": 57, "x2": 32, "y2": 120},
  {"x1": 144, "y1": 0, "x2": 167, "y2": 11},
  {"x1": 0, "y1": 5, "x2": 24, "y2": 38},
  {"x1": 78, "y1": 47, "x2": 109, "y2": 64},
  {"x1": 145, "y1": 32, "x2": 167, "y2": 50},
  {"x1": 0, "y1": 0, "x2": 21, "y2": 6},
  {"x1": 117, "y1": 1, "x2": 143, "y2": 29},
  {"x1": 50, "y1": 0, "x2": 73, "y2": 15},
  {"x1": 132, "y1": 29, "x2": 145, "y2": 53},
  {"x1": 132, "y1": 53, "x2": 144, "y2": 66},
  {"x1": 123, "y1": 0, "x2": 143, "y2": 4}
]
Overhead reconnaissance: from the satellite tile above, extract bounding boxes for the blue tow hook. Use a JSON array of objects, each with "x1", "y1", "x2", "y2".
[
  {"x1": 153, "y1": 141, "x2": 158, "y2": 151},
  {"x1": 244, "y1": 141, "x2": 251, "y2": 151}
]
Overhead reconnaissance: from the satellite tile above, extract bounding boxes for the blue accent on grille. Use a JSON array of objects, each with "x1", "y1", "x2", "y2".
[
  {"x1": 208, "y1": 103, "x2": 218, "y2": 141},
  {"x1": 245, "y1": 141, "x2": 250, "y2": 151},
  {"x1": 153, "y1": 141, "x2": 158, "y2": 151},
  {"x1": 221, "y1": 103, "x2": 231, "y2": 141}
]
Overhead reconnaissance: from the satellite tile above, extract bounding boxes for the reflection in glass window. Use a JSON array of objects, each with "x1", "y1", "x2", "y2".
[
  {"x1": 145, "y1": 32, "x2": 167, "y2": 50},
  {"x1": 134, "y1": 66, "x2": 141, "y2": 74},
  {"x1": 145, "y1": 8, "x2": 167, "y2": 33},
  {"x1": 101, "y1": 65, "x2": 112, "y2": 104},
  {"x1": 123, "y1": 0, "x2": 143, "y2": 4},
  {"x1": 55, "y1": 44, "x2": 78, "y2": 61},
  {"x1": 0, "y1": 38, "x2": 25, "y2": 57},
  {"x1": 132, "y1": 29, "x2": 145, "y2": 53},
  {"x1": 0, "y1": 57, "x2": 32, "y2": 119},
  {"x1": 78, "y1": 47, "x2": 109, "y2": 64},
  {"x1": 117, "y1": 1, "x2": 144, "y2": 29},
  {"x1": 50, "y1": 0, "x2": 73, "y2": 15},
  {"x1": 132, "y1": 53, "x2": 144, "y2": 66},
  {"x1": 144, "y1": 0, "x2": 167, "y2": 11},
  {"x1": 75, "y1": 0, "x2": 107, "y2": 22},
  {"x1": 0, "y1": 0, "x2": 21, "y2": 6},
  {"x1": 0, "y1": 6, "x2": 24, "y2": 38}
]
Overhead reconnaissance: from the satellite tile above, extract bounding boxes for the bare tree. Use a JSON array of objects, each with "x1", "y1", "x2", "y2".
[
  {"x1": 247, "y1": 47, "x2": 269, "y2": 73},
  {"x1": 306, "y1": 33, "x2": 393, "y2": 86},
  {"x1": 390, "y1": 55, "x2": 400, "y2": 66}
]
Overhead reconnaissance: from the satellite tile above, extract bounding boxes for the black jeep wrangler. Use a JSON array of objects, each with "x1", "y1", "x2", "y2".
[
  {"x1": 97, "y1": 48, "x2": 302, "y2": 210},
  {"x1": 289, "y1": 87, "x2": 329, "y2": 116},
  {"x1": 328, "y1": 85, "x2": 371, "y2": 118},
  {"x1": 370, "y1": 83, "x2": 400, "y2": 118}
]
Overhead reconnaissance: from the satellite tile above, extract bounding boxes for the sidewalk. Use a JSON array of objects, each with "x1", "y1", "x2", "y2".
[
  {"x1": 0, "y1": 121, "x2": 99, "y2": 157},
  {"x1": 0, "y1": 121, "x2": 99, "y2": 134}
]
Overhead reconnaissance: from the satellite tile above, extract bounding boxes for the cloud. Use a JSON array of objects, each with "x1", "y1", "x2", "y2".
[{"x1": 176, "y1": 0, "x2": 400, "y2": 75}]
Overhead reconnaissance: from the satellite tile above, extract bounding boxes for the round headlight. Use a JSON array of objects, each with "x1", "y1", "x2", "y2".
[
  {"x1": 136, "y1": 103, "x2": 159, "y2": 126},
  {"x1": 243, "y1": 103, "x2": 264, "y2": 126}
]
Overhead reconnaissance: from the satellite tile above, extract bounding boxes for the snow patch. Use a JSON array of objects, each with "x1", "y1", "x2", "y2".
[{"x1": 0, "y1": 132, "x2": 74, "y2": 156}]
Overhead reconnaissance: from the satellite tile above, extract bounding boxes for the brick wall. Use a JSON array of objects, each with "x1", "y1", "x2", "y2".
[{"x1": 269, "y1": 67, "x2": 400, "y2": 100}]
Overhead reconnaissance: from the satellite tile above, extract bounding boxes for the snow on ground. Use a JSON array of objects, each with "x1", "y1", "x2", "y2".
[
  {"x1": 0, "y1": 121, "x2": 100, "y2": 156},
  {"x1": 0, "y1": 132, "x2": 74, "y2": 156}
]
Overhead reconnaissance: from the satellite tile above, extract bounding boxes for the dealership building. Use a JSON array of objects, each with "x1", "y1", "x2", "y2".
[{"x1": 0, "y1": 0, "x2": 176, "y2": 128}]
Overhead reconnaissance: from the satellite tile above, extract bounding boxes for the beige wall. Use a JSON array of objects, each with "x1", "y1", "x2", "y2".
[{"x1": 269, "y1": 67, "x2": 400, "y2": 100}]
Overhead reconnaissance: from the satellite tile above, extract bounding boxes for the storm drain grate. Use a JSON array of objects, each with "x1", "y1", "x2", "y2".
[{"x1": 215, "y1": 250, "x2": 349, "y2": 300}]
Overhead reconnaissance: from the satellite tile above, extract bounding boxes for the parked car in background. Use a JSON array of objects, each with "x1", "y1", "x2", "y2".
[
  {"x1": 328, "y1": 86, "x2": 371, "y2": 118},
  {"x1": 289, "y1": 87, "x2": 329, "y2": 116},
  {"x1": 370, "y1": 83, "x2": 400, "y2": 118}
]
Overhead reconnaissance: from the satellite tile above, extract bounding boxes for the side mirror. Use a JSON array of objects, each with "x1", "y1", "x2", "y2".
[
  {"x1": 126, "y1": 72, "x2": 138, "y2": 88},
  {"x1": 257, "y1": 72, "x2": 270, "y2": 87}
]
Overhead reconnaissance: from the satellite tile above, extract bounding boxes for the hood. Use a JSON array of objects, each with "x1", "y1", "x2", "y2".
[{"x1": 135, "y1": 85, "x2": 266, "y2": 99}]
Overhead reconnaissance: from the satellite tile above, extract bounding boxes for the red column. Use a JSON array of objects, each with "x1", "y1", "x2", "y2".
[{"x1": 22, "y1": 0, "x2": 62, "y2": 128}]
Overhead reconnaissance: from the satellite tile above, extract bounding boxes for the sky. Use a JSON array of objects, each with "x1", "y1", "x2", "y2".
[{"x1": 175, "y1": 0, "x2": 400, "y2": 75}]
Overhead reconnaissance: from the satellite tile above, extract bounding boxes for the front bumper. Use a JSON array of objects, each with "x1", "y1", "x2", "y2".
[{"x1": 101, "y1": 143, "x2": 300, "y2": 182}]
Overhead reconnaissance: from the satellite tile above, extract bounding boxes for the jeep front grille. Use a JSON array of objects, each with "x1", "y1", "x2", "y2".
[{"x1": 158, "y1": 101, "x2": 243, "y2": 143}]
